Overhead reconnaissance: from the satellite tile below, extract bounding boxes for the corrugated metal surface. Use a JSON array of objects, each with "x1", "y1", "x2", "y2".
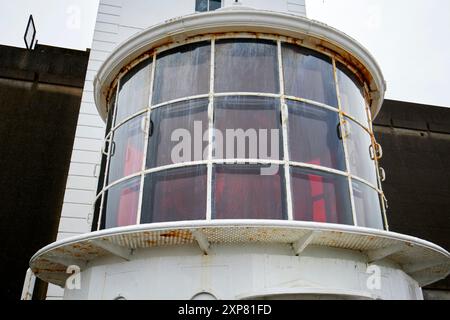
[
  {"x1": 109, "y1": 229, "x2": 195, "y2": 249},
  {"x1": 31, "y1": 222, "x2": 450, "y2": 288}
]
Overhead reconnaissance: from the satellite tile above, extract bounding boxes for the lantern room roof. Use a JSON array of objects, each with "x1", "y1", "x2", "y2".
[{"x1": 94, "y1": 8, "x2": 386, "y2": 121}]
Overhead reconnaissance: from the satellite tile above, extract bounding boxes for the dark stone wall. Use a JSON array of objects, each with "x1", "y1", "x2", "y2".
[
  {"x1": 374, "y1": 99, "x2": 450, "y2": 291},
  {"x1": 0, "y1": 44, "x2": 89, "y2": 300}
]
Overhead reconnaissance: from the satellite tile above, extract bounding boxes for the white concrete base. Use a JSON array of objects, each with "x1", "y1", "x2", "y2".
[{"x1": 64, "y1": 244, "x2": 423, "y2": 300}]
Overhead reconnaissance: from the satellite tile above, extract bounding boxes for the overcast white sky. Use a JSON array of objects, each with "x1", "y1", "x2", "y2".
[{"x1": 0, "y1": 0, "x2": 449, "y2": 107}]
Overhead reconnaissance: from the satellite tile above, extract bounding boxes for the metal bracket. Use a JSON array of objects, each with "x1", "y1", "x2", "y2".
[
  {"x1": 281, "y1": 104, "x2": 288, "y2": 126},
  {"x1": 47, "y1": 255, "x2": 87, "y2": 270},
  {"x1": 403, "y1": 259, "x2": 444, "y2": 274},
  {"x1": 101, "y1": 135, "x2": 111, "y2": 156},
  {"x1": 366, "y1": 243, "x2": 407, "y2": 263},
  {"x1": 292, "y1": 231, "x2": 318, "y2": 256},
  {"x1": 92, "y1": 239, "x2": 132, "y2": 261},
  {"x1": 191, "y1": 229, "x2": 210, "y2": 255},
  {"x1": 370, "y1": 142, "x2": 383, "y2": 160},
  {"x1": 379, "y1": 167, "x2": 386, "y2": 182}
]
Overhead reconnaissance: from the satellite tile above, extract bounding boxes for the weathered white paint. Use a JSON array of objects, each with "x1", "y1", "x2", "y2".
[
  {"x1": 53, "y1": 0, "x2": 306, "y2": 299},
  {"x1": 63, "y1": 244, "x2": 423, "y2": 300},
  {"x1": 35, "y1": 221, "x2": 449, "y2": 300}
]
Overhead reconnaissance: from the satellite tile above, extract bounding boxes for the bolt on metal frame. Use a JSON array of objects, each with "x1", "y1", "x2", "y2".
[{"x1": 93, "y1": 33, "x2": 388, "y2": 231}]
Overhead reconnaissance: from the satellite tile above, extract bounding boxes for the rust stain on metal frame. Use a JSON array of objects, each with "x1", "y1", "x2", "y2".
[
  {"x1": 102, "y1": 32, "x2": 377, "y2": 119},
  {"x1": 160, "y1": 230, "x2": 194, "y2": 241}
]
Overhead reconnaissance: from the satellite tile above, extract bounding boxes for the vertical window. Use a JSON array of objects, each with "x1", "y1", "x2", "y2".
[
  {"x1": 94, "y1": 90, "x2": 117, "y2": 230},
  {"x1": 353, "y1": 180, "x2": 384, "y2": 229},
  {"x1": 291, "y1": 167, "x2": 353, "y2": 225},
  {"x1": 215, "y1": 39, "x2": 279, "y2": 93},
  {"x1": 147, "y1": 99, "x2": 209, "y2": 168},
  {"x1": 116, "y1": 60, "x2": 152, "y2": 125},
  {"x1": 102, "y1": 177, "x2": 141, "y2": 229},
  {"x1": 214, "y1": 96, "x2": 282, "y2": 160},
  {"x1": 287, "y1": 101, "x2": 346, "y2": 171},
  {"x1": 337, "y1": 63, "x2": 369, "y2": 127},
  {"x1": 213, "y1": 165, "x2": 287, "y2": 220},
  {"x1": 282, "y1": 44, "x2": 338, "y2": 107},
  {"x1": 141, "y1": 166, "x2": 207, "y2": 223},
  {"x1": 108, "y1": 115, "x2": 146, "y2": 184},
  {"x1": 345, "y1": 118, "x2": 378, "y2": 186},
  {"x1": 196, "y1": 0, "x2": 222, "y2": 12},
  {"x1": 153, "y1": 42, "x2": 211, "y2": 105}
]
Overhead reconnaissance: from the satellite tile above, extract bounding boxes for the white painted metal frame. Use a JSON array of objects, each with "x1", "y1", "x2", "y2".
[
  {"x1": 206, "y1": 37, "x2": 216, "y2": 221},
  {"x1": 277, "y1": 39, "x2": 294, "y2": 221},
  {"x1": 136, "y1": 54, "x2": 157, "y2": 226},
  {"x1": 93, "y1": 34, "x2": 388, "y2": 231}
]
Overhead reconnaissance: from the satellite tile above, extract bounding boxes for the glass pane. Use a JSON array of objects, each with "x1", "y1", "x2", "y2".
[
  {"x1": 153, "y1": 42, "x2": 211, "y2": 104},
  {"x1": 141, "y1": 166, "x2": 207, "y2": 223},
  {"x1": 147, "y1": 99, "x2": 209, "y2": 168},
  {"x1": 195, "y1": 0, "x2": 208, "y2": 12},
  {"x1": 282, "y1": 44, "x2": 338, "y2": 107},
  {"x1": 345, "y1": 118, "x2": 378, "y2": 186},
  {"x1": 215, "y1": 39, "x2": 279, "y2": 93},
  {"x1": 291, "y1": 167, "x2": 353, "y2": 225},
  {"x1": 213, "y1": 165, "x2": 286, "y2": 220},
  {"x1": 287, "y1": 101, "x2": 346, "y2": 171},
  {"x1": 353, "y1": 180, "x2": 384, "y2": 229},
  {"x1": 102, "y1": 177, "x2": 141, "y2": 229},
  {"x1": 108, "y1": 115, "x2": 146, "y2": 184},
  {"x1": 214, "y1": 96, "x2": 282, "y2": 160},
  {"x1": 116, "y1": 59, "x2": 151, "y2": 125},
  {"x1": 337, "y1": 63, "x2": 368, "y2": 127},
  {"x1": 209, "y1": 0, "x2": 222, "y2": 11}
]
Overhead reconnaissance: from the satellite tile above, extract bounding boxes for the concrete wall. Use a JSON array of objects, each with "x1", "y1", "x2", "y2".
[
  {"x1": 373, "y1": 99, "x2": 450, "y2": 298},
  {"x1": 63, "y1": 244, "x2": 423, "y2": 300},
  {"x1": 0, "y1": 44, "x2": 89, "y2": 300}
]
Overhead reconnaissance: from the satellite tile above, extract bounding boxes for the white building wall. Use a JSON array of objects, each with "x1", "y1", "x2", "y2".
[{"x1": 48, "y1": 0, "x2": 306, "y2": 299}]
